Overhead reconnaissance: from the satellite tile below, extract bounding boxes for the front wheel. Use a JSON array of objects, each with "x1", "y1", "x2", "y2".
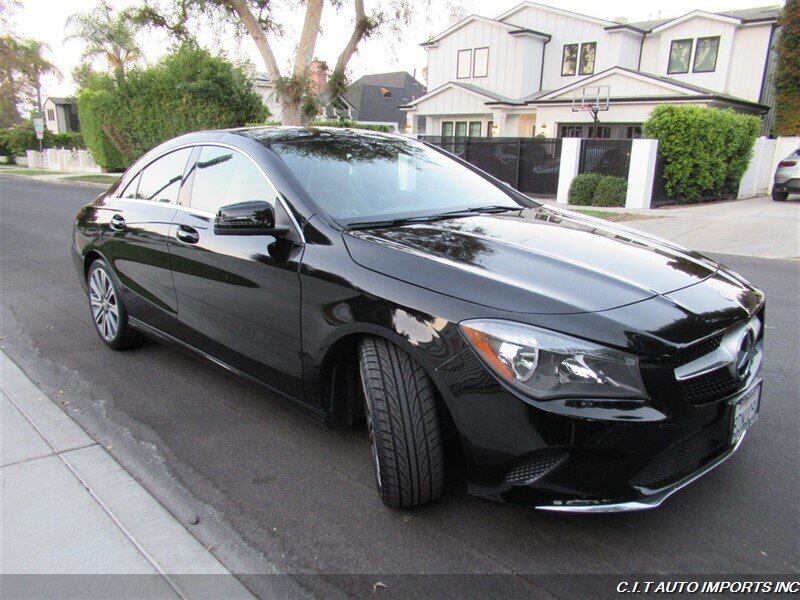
[
  {"x1": 358, "y1": 337, "x2": 444, "y2": 508},
  {"x1": 87, "y1": 259, "x2": 146, "y2": 350},
  {"x1": 772, "y1": 188, "x2": 788, "y2": 201}
]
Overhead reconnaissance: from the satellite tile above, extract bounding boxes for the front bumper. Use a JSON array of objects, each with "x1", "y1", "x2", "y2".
[{"x1": 437, "y1": 345, "x2": 761, "y2": 512}]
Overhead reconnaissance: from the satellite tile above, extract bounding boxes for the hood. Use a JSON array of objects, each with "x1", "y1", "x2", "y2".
[{"x1": 343, "y1": 206, "x2": 722, "y2": 315}]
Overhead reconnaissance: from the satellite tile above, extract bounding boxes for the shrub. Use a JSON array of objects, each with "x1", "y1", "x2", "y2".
[
  {"x1": 568, "y1": 173, "x2": 602, "y2": 205},
  {"x1": 309, "y1": 119, "x2": 392, "y2": 132},
  {"x1": 775, "y1": 0, "x2": 800, "y2": 135},
  {"x1": 642, "y1": 105, "x2": 761, "y2": 201},
  {"x1": 51, "y1": 132, "x2": 85, "y2": 149},
  {"x1": 592, "y1": 176, "x2": 627, "y2": 207},
  {"x1": 77, "y1": 45, "x2": 267, "y2": 169}
]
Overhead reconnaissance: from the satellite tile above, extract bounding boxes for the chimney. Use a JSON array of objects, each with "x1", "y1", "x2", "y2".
[{"x1": 309, "y1": 59, "x2": 329, "y2": 94}]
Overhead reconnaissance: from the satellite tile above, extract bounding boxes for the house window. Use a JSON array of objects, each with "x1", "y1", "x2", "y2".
[
  {"x1": 560, "y1": 125, "x2": 584, "y2": 138},
  {"x1": 441, "y1": 121, "x2": 454, "y2": 137},
  {"x1": 579, "y1": 42, "x2": 596, "y2": 75},
  {"x1": 457, "y1": 49, "x2": 472, "y2": 79},
  {"x1": 667, "y1": 39, "x2": 693, "y2": 74},
  {"x1": 468, "y1": 122, "x2": 482, "y2": 137},
  {"x1": 46, "y1": 108, "x2": 55, "y2": 121},
  {"x1": 693, "y1": 36, "x2": 720, "y2": 73},
  {"x1": 455, "y1": 121, "x2": 468, "y2": 137},
  {"x1": 487, "y1": 121, "x2": 494, "y2": 138},
  {"x1": 473, "y1": 47, "x2": 489, "y2": 78},
  {"x1": 379, "y1": 87, "x2": 392, "y2": 98},
  {"x1": 561, "y1": 44, "x2": 578, "y2": 76}
]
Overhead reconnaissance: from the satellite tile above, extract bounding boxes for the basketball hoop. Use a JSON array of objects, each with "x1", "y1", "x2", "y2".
[
  {"x1": 570, "y1": 85, "x2": 611, "y2": 137},
  {"x1": 572, "y1": 103, "x2": 596, "y2": 113}
]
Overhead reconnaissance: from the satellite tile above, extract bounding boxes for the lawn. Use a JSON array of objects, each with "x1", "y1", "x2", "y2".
[
  {"x1": 1, "y1": 168, "x2": 54, "y2": 176},
  {"x1": 571, "y1": 209, "x2": 660, "y2": 222},
  {"x1": 63, "y1": 174, "x2": 120, "y2": 185}
]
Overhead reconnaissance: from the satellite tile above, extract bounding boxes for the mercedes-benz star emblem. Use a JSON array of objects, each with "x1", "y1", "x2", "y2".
[{"x1": 734, "y1": 329, "x2": 756, "y2": 381}]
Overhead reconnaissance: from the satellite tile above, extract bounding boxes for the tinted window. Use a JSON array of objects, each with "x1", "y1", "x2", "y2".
[
  {"x1": 121, "y1": 173, "x2": 141, "y2": 198},
  {"x1": 189, "y1": 146, "x2": 275, "y2": 214},
  {"x1": 136, "y1": 149, "x2": 192, "y2": 203},
  {"x1": 269, "y1": 132, "x2": 520, "y2": 225}
]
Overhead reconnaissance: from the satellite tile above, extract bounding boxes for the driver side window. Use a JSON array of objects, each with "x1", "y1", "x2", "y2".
[{"x1": 189, "y1": 146, "x2": 276, "y2": 214}]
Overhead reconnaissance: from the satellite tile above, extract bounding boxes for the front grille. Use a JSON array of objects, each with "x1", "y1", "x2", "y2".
[
  {"x1": 676, "y1": 333, "x2": 723, "y2": 366},
  {"x1": 630, "y1": 429, "x2": 724, "y2": 489},
  {"x1": 680, "y1": 366, "x2": 741, "y2": 404},
  {"x1": 505, "y1": 450, "x2": 568, "y2": 486}
]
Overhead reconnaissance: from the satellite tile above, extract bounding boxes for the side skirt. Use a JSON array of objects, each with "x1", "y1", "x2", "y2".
[{"x1": 128, "y1": 317, "x2": 325, "y2": 421}]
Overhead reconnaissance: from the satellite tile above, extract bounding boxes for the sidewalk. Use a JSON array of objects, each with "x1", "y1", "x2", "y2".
[
  {"x1": 551, "y1": 195, "x2": 800, "y2": 259},
  {"x1": 0, "y1": 166, "x2": 121, "y2": 188},
  {"x1": 0, "y1": 352, "x2": 254, "y2": 599}
]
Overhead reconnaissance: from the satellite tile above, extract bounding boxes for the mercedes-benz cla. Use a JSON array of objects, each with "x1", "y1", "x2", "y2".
[{"x1": 73, "y1": 127, "x2": 764, "y2": 512}]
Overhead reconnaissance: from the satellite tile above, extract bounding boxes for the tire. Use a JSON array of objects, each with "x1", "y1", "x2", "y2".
[
  {"x1": 358, "y1": 337, "x2": 444, "y2": 508},
  {"x1": 86, "y1": 259, "x2": 146, "y2": 350},
  {"x1": 772, "y1": 188, "x2": 788, "y2": 201}
]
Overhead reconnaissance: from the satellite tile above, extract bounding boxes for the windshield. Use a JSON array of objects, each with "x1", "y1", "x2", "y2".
[{"x1": 267, "y1": 131, "x2": 526, "y2": 226}]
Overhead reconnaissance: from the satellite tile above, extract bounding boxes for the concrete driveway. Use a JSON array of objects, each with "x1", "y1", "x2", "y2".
[{"x1": 624, "y1": 195, "x2": 800, "y2": 259}]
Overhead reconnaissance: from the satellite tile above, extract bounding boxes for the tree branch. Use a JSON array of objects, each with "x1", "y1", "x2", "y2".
[
  {"x1": 328, "y1": 0, "x2": 372, "y2": 94},
  {"x1": 228, "y1": 0, "x2": 283, "y2": 83},
  {"x1": 292, "y1": 0, "x2": 323, "y2": 79}
]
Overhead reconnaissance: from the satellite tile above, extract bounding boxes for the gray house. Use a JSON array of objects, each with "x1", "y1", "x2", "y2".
[
  {"x1": 323, "y1": 72, "x2": 426, "y2": 130},
  {"x1": 44, "y1": 97, "x2": 79, "y2": 134}
]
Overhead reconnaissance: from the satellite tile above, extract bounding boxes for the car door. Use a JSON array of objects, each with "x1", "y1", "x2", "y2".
[
  {"x1": 167, "y1": 144, "x2": 305, "y2": 399},
  {"x1": 102, "y1": 147, "x2": 194, "y2": 334}
]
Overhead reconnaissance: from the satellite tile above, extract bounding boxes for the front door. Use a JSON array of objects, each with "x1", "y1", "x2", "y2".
[{"x1": 167, "y1": 145, "x2": 305, "y2": 399}]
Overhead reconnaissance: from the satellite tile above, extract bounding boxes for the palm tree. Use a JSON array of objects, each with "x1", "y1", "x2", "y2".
[
  {"x1": 18, "y1": 39, "x2": 62, "y2": 117},
  {"x1": 65, "y1": 0, "x2": 142, "y2": 75}
]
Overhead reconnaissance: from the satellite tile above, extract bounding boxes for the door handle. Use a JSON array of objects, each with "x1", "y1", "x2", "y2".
[
  {"x1": 110, "y1": 214, "x2": 126, "y2": 231},
  {"x1": 175, "y1": 224, "x2": 200, "y2": 244}
]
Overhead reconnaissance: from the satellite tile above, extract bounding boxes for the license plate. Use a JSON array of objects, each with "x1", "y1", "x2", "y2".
[{"x1": 731, "y1": 383, "x2": 761, "y2": 443}]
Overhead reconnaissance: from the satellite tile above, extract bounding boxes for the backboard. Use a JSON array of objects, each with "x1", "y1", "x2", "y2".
[{"x1": 571, "y1": 85, "x2": 610, "y2": 113}]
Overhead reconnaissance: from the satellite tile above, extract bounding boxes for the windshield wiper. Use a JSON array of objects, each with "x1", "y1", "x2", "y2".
[{"x1": 347, "y1": 205, "x2": 524, "y2": 230}]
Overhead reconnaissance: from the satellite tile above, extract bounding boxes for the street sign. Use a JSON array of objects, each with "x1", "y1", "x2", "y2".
[{"x1": 33, "y1": 117, "x2": 44, "y2": 140}]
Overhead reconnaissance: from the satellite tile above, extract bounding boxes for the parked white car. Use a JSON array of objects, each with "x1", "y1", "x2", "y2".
[{"x1": 773, "y1": 148, "x2": 800, "y2": 201}]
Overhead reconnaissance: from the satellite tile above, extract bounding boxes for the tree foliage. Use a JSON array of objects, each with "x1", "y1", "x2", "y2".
[
  {"x1": 643, "y1": 105, "x2": 761, "y2": 201},
  {"x1": 0, "y1": 34, "x2": 60, "y2": 125},
  {"x1": 132, "y1": 0, "x2": 414, "y2": 125},
  {"x1": 77, "y1": 45, "x2": 267, "y2": 169},
  {"x1": 775, "y1": 0, "x2": 800, "y2": 135},
  {"x1": 66, "y1": 0, "x2": 143, "y2": 74}
]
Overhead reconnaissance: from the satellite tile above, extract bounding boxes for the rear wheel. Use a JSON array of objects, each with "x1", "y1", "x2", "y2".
[
  {"x1": 772, "y1": 188, "x2": 788, "y2": 201},
  {"x1": 358, "y1": 337, "x2": 444, "y2": 508},
  {"x1": 87, "y1": 259, "x2": 146, "y2": 350}
]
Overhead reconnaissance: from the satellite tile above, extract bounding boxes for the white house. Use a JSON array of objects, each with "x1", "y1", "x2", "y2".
[
  {"x1": 43, "y1": 97, "x2": 79, "y2": 134},
  {"x1": 401, "y1": 3, "x2": 780, "y2": 138}
]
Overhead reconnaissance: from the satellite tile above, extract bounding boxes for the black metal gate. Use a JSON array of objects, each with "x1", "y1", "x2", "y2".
[
  {"x1": 578, "y1": 139, "x2": 632, "y2": 178},
  {"x1": 418, "y1": 136, "x2": 562, "y2": 197}
]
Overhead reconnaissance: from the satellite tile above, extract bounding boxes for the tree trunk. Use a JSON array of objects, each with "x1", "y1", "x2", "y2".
[{"x1": 281, "y1": 100, "x2": 304, "y2": 127}]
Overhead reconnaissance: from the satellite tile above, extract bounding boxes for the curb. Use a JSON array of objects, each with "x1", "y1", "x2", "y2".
[{"x1": 0, "y1": 172, "x2": 116, "y2": 189}]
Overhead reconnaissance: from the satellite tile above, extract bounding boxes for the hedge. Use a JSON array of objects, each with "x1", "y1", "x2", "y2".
[
  {"x1": 77, "y1": 45, "x2": 267, "y2": 170},
  {"x1": 568, "y1": 173, "x2": 627, "y2": 206},
  {"x1": 642, "y1": 105, "x2": 761, "y2": 201},
  {"x1": 0, "y1": 125, "x2": 86, "y2": 159},
  {"x1": 309, "y1": 119, "x2": 392, "y2": 132}
]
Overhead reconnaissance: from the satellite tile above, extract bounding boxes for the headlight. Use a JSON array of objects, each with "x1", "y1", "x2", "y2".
[{"x1": 460, "y1": 319, "x2": 647, "y2": 400}]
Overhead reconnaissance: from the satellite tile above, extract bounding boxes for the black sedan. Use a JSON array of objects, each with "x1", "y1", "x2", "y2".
[{"x1": 72, "y1": 127, "x2": 764, "y2": 512}]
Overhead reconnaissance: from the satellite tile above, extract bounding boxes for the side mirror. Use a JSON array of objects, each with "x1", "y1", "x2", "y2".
[{"x1": 214, "y1": 201, "x2": 288, "y2": 236}]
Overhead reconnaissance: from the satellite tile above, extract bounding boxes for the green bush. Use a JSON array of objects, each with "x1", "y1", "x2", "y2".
[
  {"x1": 309, "y1": 119, "x2": 392, "y2": 132},
  {"x1": 77, "y1": 45, "x2": 267, "y2": 170},
  {"x1": 592, "y1": 176, "x2": 627, "y2": 207},
  {"x1": 642, "y1": 105, "x2": 761, "y2": 201},
  {"x1": 568, "y1": 173, "x2": 602, "y2": 205},
  {"x1": 51, "y1": 132, "x2": 85, "y2": 149}
]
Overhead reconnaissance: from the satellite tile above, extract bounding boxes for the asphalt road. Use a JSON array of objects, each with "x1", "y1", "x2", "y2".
[{"x1": 1, "y1": 177, "x2": 798, "y2": 598}]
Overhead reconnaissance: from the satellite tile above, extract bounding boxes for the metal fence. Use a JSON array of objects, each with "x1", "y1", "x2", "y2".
[
  {"x1": 418, "y1": 136, "x2": 562, "y2": 197},
  {"x1": 578, "y1": 139, "x2": 632, "y2": 178},
  {"x1": 650, "y1": 152, "x2": 676, "y2": 207}
]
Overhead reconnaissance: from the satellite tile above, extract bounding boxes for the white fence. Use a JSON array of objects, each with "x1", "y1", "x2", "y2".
[
  {"x1": 25, "y1": 149, "x2": 102, "y2": 174},
  {"x1": 738, "y1": 136, "x2": 800, "y2": 199}
]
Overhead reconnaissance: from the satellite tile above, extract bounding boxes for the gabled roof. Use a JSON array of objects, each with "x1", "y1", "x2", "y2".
[
  {"x1": 421, "y1": 14, "x2": 518, "y2": 47},
  {"x1": 45, "y1": 97, "x2": 74, "y2": 106},
  {"x1": 495, "y1": 1, "x2": 615, "y2": 27},
  {"x1": 618, "y1": 5, "x2": 781, "y2": 33},
  {"x1": 398, "y1": 81, "x2": 519, "y2": 109},
  {"x1": 530, "y1": 66, "x2": 770, "y2": 112},
  {"x1": 332, "y1": 71, "x2": 426, "y2": 124}
]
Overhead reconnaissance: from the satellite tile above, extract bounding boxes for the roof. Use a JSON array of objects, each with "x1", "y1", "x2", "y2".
[
  {"x1": 421, "y1": 14, "x2": 519, "y2": 47},
  {"x1": 45, "y1": 97, "x2": 74, "y2": 106},
  {"x1": 398, "y1": 81, "x2": 521, "y2": 109},
  {"x1": 530, "y1": 66, "x2": 770, "y2": 112},
  {"x1": 330, "y1": 71, "x2": 426, "y2": 126},
  {"x1": 621, "y1": 5, "x2": 781, "y2": 32}
]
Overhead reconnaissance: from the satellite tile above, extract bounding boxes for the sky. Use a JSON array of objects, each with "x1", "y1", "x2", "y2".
[{"x1": 6, "y1": 0, "x2": 785, "y2": 100}]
